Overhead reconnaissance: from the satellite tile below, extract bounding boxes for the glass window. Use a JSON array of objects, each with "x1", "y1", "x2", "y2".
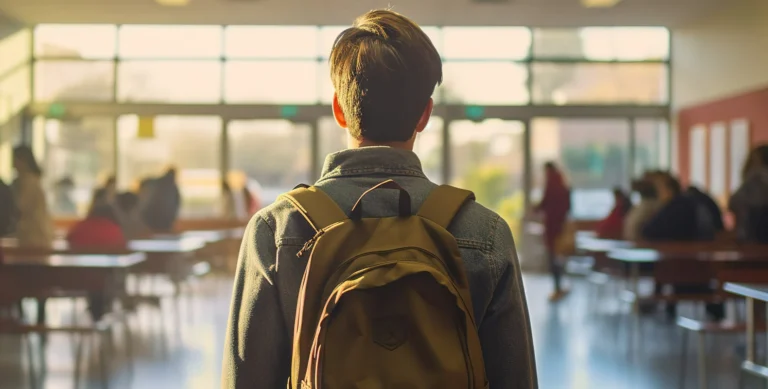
[
  {"x1": 319, "y1": 61, "x2": 333, "y2": 104},
  {"x1": 225, "y1": 26, "x2": 319, "y2": 58},
  {"x1": 34, "y1": 60, "x2": 114, "y2": 102},
  {"x1": 0, "y1": 65, "x2": 31, "y2": 124},
  {"x1": 224, "y1": 61, "x2": 317, "y2": 103},
  {"x1": 531, "y1": 63, "x2": 667, "y2": 105},
  {"x1": 320, "y1": 26, "x2": 442, "y2": 58},
  {"x1": 34, "y1": 25, "x2": 116, "y2": 59},
  {"x1": 40, "y1": 116, "x2": 115, "y2": 216},
  {"x1": 533, "y1": 27, "x2": 669, "y2": 60},
  {"x1": 449, "y1": 119, "x2": 525, "y2": 234},
  {"x1": 531, "y1": 118, "x2": 630, "y2": 220},
  {"x1": 117, "y1": 115, "x2": 222, "y2": 217},
  {"x1": 441, "y1": 62, "x2": 528, "y2": 105},
  {"x1": 118, "y1": 61, "x2": 221, "y2": 103},
  {"x1": 118, "y1": 25, "x2": 222, "y2": 58},
  {"x1": 634, "y1": 118, "x2": 669, "y2": 176},
  {"x1": 229, "y1": 120, "x2": 311, "y2": 206},
  {"x1": 319, "y1": 26, "x2": 347, "y2": 58},
  {"x1": 442, "y1": 27, "x2": 530, "y2": 60},
  {"x1": 317, "y1": 116, "x2": 444, "y2": 183},
  {"x1": 0, "y1": 29, "x2": 31, "y2": 77}
]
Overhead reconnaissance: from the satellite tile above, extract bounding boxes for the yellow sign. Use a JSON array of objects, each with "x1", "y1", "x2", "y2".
[{"x1": 138, "y1": 116, "x2": 155, "y2": 139}]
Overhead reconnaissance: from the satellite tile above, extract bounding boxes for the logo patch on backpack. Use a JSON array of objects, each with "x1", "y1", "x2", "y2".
[{"x1": 371, "y1": 315, "x2": 408, "y2": 351}]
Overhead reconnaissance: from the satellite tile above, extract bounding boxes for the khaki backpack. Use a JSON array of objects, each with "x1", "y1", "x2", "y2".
[{"x1": 281, "y1": 179, "x2": 488, "y2": 389}]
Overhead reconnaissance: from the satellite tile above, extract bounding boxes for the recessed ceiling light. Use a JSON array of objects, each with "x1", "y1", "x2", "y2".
[
  {"x1": 156, "y1": 0, "x2": 190, "y2": 6},
  {"x1": 581, "y1": 0, "x2": 622, "y2": 8}
]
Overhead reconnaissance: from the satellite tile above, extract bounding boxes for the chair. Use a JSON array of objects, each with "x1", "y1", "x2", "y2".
[{"x1": 677, "y1": 266, "x2": 768, "y2": 389}]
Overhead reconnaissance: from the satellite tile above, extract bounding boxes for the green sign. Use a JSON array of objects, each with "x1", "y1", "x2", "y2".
[
  {"x1": 281, "y1": 105, "x2": 299, "y2": 119},
  {"x1": 47, "y1": 103, "x2": 66, "y2": 118},
  {"x1": 465, "y1": 105, "x2": 484, "y2": 120}
]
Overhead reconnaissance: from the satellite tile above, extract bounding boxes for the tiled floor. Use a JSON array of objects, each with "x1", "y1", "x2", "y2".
[{"x1": 0, "y1": 273, "x2": 759, "y2": 388}]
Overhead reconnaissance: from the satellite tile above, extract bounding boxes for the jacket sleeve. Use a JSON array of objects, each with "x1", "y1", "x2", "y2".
[
  {"x1": 479, "y1": 216, "x2": 538, "y2": 389},
  {"x1": 222, "y1": 215, "x2": 291, "y2": 389}
]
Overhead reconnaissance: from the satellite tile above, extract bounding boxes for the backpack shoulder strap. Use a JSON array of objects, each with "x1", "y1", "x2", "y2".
[
  {"x1": 279, "y1": 185, "x2": 347, "y2": 232},
  {"x1": 417, "y1": 185, "x2": 475, "y2": 229}
]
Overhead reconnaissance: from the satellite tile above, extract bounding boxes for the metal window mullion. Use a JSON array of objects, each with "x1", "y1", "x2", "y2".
[
  {"x1": 523, "y1": 117, "x2": 532, "y2": 209},
  {"x1": 628, "y1": 117, "x2": 636, "y2": 187}
]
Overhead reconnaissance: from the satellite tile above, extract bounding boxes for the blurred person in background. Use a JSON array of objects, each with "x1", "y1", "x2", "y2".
[
  {"x1": 66, "y1": 192, "x2": 126, "y2": 249},
  {"x1": 642, "y1": 172, "x2": 722, "y2": 319},
  {"x1": 535, "y1": 161, "x2": 571, "y2": 301},
  {"x1": 52, "y1": 176, "x2": 77, "y2": 216},
  {"x1": 66, "y1": 199, "x2": 126, "y2": 321},
  {"x1": 115, "y1": 191, "x2": 150, "y2": 239},
  {"x1": 729, "y1": 144, "x2": 768, "y2": 242},
  {"x1": 100, "y1": 175, "x2": 118, "y2": 203},
  {"x1": 220, "y1": 180, "x2": 239, "y2": 220},
  {"x1": 623, "y1": 176, "x2": 661, "y2": 241},
  {"x1": 242, "y1": 182, "x2": 261, "y2": 217},
  {"x1": 687, "y1": 186, "x2": 724, "y2": 234},
  {"x1": 12, "y1": 145, "x2": 53, "y2": 248},
  {"x1": 595, "y1": 187, "x2": 632, "y2": 239},
  {"x1": 12, "y1": 145, "x2": 54, "y2": 325},
  {"x1": 141, "y1": 168, "x2": 181, "y2": 232},
  {"x1": 642, "y1": 172, "x2": 714, "y2": 241}
]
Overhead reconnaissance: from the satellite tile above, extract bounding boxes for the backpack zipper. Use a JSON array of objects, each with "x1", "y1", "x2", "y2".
[{"x1": 297, "y1": 229, "x2": 325, "y2": 258}]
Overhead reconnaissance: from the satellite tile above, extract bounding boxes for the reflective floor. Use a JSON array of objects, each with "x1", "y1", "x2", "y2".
[{"x1": 0, "y1": 273, "x2": 759, "y2": 388}]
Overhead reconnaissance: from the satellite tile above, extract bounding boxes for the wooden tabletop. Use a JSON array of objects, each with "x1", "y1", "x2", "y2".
[
  {"x1": 1, "y1": 236, "x2": 207, "y2": 255},
  {"x1": 2, "y1": 252, "x2": 146, "y2": 269},
  {"x1": 724, "y1": 283, "x2": 768, "y2": 302},
  {"x1": 607, "y1": 246, "x2": 768, "y2": 263}
]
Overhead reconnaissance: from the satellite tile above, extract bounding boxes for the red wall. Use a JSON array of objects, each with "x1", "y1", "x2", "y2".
[{"x1": 677, "y1": 87, "x2": 768, "y2": 199}]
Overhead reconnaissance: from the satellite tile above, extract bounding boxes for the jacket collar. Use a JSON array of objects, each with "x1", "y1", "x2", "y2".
[{"x1": 318, "y1": 146, "x2": 427, "y2": 182}]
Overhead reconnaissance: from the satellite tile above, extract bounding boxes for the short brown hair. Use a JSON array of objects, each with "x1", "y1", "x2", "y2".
[{"x1": 329, "y1": 10, "x2": 442, "y2": 142}]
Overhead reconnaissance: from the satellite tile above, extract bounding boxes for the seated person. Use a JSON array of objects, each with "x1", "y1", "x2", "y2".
[
  {"x1": 730, "y1": 145, "x2": 768, "y2": 242},
  {"x1": 67, "y1": 200, "x2": 126, "y2": 249},
  {"x1": 596, "y1": 188, "x2": 632, "y2": 239},
  {"x1": 624, "y1": 177, "x2": 661, "y2": 241},
  {"x1": 115, "y1": 192, "x2": 150, "y2": 239},
  {"x1": 642, "y1": 173, "x2": 722, "y2": 319},
  {"x1": 642, "y1": 173, "x2": 714, "y2": 241},
  {"x1": 687, "y1": 186, "x2": 725, "y2": 234},
  {"x1": 66, "y1": 199, "x2": 127, "y2": 321}
]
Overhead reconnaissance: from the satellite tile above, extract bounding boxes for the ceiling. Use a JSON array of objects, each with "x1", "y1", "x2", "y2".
[{"x1": 0, "y1": 0, "x2": 733, "y2": 27}]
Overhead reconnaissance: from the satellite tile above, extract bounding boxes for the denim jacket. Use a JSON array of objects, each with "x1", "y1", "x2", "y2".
[{"x1": 223, "y1": 146, "x2": 538, "y2": 389}]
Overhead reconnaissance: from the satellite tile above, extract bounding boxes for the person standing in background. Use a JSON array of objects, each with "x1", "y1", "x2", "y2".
[
  {"x1": 12, "y1": 145, "x2": 53, "y2": 248},
  {"x1": 729, "y1": 145, "x2": 768, "y2": 242},
  {"x1": 12, "y1": 145, "x2": 54, "y2": 325},
  {"x1": 535, "y1": 161, "x2": 571, "y2": 302}
]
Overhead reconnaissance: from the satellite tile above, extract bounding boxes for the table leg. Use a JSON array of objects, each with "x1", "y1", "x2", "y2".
[
  {"x1": 748, "y1": 297, "x2": 755, "y2": 363},
  {"x1": 631, "y1": 263, "x2": 640, "y2": 314}
]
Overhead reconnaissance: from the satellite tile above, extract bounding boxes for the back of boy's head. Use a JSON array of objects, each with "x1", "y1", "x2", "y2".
[{"x1": 330, "y1": 9, "x2": 441, "y2": 143}]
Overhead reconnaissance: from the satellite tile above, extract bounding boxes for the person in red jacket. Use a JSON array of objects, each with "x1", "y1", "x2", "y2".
[
  {"x1": 66, "y1": 191, "x2": 127, "y2": 321},
  {"x1": 596, "y1": 188, "x2": 633, "y2": 239},
  {"x1": 67, "y1": 190, "x2": 127, "y2": 249},
  {"x1": 535, "y1": 162, "x2": 571, "y2": 301}
]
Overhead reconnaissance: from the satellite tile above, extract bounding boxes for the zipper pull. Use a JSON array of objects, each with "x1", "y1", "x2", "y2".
[{"x1": 297, "y1": 230, "x2": 325, "y2": 258}]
